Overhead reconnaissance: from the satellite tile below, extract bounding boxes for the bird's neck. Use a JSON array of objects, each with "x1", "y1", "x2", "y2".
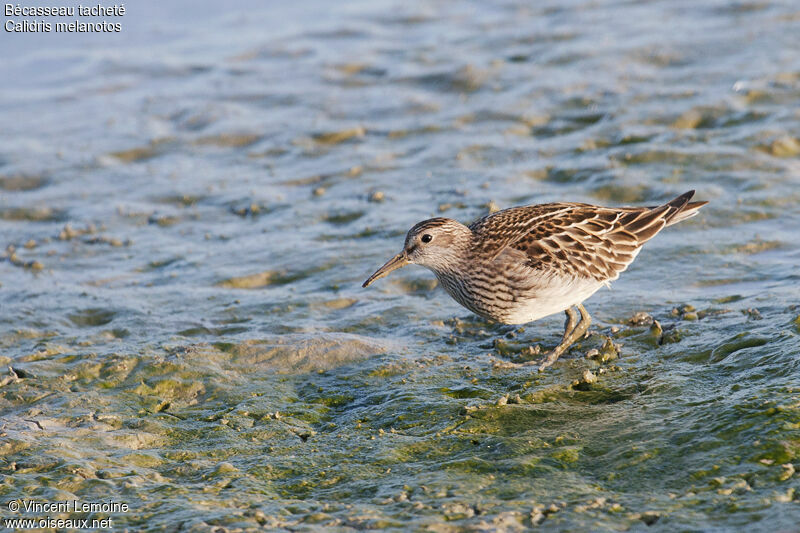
[{"x1": 427, "y1": 245, "x2": 473, "y2": 281}]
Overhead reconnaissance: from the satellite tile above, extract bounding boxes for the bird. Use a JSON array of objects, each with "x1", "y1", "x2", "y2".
[{"x1": 362, "y1": 190, "x2": 707, "y2": 371}]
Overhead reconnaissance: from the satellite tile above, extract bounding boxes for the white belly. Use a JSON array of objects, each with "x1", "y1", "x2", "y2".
[{"x1": 499, "y1": 276, "x2": 605, "y2": 324}]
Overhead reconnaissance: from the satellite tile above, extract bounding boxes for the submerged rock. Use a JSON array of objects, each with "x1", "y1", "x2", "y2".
[
  {"x1": 763, "y1": 136, "x2": 800, "y2": 157},
  {"x1": 779, "y1": 463, "x2": 795, "y2": 481},
  {"x1": 218, "y1": 333, "x2": 395, "y2": 373},
  {"x1": 312, "y1": 126, "x2": 365, "y2": 144},
  {"x1": 649, "y1": 320, "x2": 663, "y2": 338},
  {"x1": 572, "y1": 369, "x2": 598, "y2": 390},
  {"x1": 217, "y1": 270, "x2": 297, "y2": 288},
  {"x1": 640, "y1": 511, "x2": 660, "y2": 526},
  {"x1": 586, "y1": 337, "x2": 620, "y2": 363},
  {"x1": 628, "y1": 311, "x2": 654, "y2": 326}
]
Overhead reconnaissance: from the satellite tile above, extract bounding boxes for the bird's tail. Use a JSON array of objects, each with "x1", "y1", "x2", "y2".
[{"x1": 661, "y1": 190, "x2": 708, "y2": 227}]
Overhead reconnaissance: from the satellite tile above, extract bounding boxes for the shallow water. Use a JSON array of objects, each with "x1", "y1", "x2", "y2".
[{"x1": 1, "y1": 0, "x2": 799, "y2": 530}]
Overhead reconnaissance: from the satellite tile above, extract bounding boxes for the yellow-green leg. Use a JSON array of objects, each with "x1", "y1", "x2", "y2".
[
  {"x1": 537, "y1": 304, "x2": 592, "y2": 371},
  {"x1": 491, "y1": 305, "x2": 591, "y2": 371}
]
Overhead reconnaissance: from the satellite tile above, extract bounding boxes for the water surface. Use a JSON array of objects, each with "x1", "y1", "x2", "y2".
[{"x1": 1, "y1": 0, "x2": 799, "y2": 530}]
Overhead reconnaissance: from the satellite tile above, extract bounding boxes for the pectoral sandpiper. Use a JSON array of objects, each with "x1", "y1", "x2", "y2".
[{"x1": 363, "y1": 190, "x2": 707, "y2": 371}]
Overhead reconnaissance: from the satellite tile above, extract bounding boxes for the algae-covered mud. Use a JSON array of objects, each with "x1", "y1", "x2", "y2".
[{"x1": 2, "y1": 0, "x2": 799, "y2": 530}]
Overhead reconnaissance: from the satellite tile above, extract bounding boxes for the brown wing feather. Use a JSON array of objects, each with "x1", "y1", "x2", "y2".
[
  {"x1": 470, "y1": 191, "x2": 704, "y2": 283},
  {"x1": 469, "y1": 203, "x2": 579, "y2": 258}
]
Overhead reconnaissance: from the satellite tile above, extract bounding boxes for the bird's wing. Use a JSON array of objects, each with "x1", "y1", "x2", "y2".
[
  {"x1": 469, "y1": 203, "x2": 577, "y2": 257},
  {"x1": 470, "y1": 191, "x2": 698, "y2": 282}
]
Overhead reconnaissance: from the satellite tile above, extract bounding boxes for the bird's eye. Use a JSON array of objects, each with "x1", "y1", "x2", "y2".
[{"x1": 421, "y1": 234, "x2": 433, "y2": 243}]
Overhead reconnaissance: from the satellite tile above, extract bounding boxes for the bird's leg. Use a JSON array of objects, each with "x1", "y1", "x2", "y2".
[
  {"x1": 491, "y1": 305, "x2": 592, "y2": 371},
  {"x1": 560, "y1": 307, "x2": 578, "y2": 344},
  {"x1": 493, "y1": 308, "x2": 577, "y2": 369},
  {"x1": 537, "y1": 304, "x2": 592, "y2": 371},
  {"x1": 573, "y1": 303, "x2": 592, "y2": 340},
  {"x1": 516, "y1": 308, "x2": 576, "y2": 362}
]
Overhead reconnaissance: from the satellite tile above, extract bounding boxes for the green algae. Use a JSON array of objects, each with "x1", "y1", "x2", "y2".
[
  {"x1": 193, "y1": 132, "x2": 262, "y2": 148},
  {"x1": 441, "y1": 386, "x2": 492, "y2": 399},
  {"x1": 2, "y1": 2, "x2": 800, "y2": 531},
  {"x1": 216, "y1": 270, "x2": 297, "y2": 288},
  {"x1": 756, "y1": 136, "x2": 800, "y2": 158},
  {"x1": 708, "y1": 334, "x2": 769, "y2": 363},
  {"x1": 0, "y1": 172, "x2": 50, "y2": 191},
  {"x1": 0, "y1": 206, "x2": 66, "y2": 222},
  {"x1": 311, "y1": 126, "x2": 366, "y2": 144},
  {"x1": 323, "y1": 210, "x2": 365, "y2": 225},
  {"x1": 109, "y1": 144, "x2": 163, "y2": 163}
]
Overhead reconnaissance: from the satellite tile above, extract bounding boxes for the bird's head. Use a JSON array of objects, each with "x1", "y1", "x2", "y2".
[{"x1": 362, "y1": 217, "x2": 471, "y2": 287}]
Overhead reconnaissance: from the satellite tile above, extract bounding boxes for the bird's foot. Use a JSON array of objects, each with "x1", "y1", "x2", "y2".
[
  {"x1": 491, "y1": 358, "x2": 524, "y2": 369},
  {"x1": 491, "y1": 358, "x2": 539, "y2": 370},
  {"x1": 537, "y1": 345, "x2": 570, "y2": 372},
  {"x1": 537, "y1": 352, "x2": 560, "y2": 372}
]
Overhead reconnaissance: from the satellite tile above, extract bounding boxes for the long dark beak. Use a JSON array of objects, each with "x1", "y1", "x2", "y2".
[{"x1": 362, "y1": 252, "x2": 409, "y2": 288}]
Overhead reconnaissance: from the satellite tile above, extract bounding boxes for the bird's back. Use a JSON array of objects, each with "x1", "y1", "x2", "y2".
[{"x1": 469, "y1": 191, "x2": 706, "y2": 284}]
